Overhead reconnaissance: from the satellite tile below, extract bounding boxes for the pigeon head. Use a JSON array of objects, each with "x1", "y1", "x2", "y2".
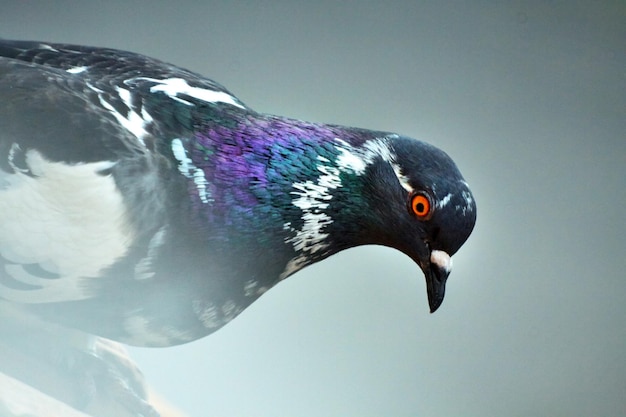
[
  {"x1": 325, "y1": 134, "x2": 477, "y2": 313},
  {"x1": 386, "y1": 136, "x2": 475, "y2": 312}
]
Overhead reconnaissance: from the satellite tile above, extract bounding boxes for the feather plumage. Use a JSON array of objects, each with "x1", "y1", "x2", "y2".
[{"x1": 0, "y1": 40, "x2": 476, "y2": 346}]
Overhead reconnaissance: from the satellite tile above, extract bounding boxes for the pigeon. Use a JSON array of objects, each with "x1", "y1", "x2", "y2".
[{"x1": 0, "y1": 39, "x2": 476, "y2": 348}]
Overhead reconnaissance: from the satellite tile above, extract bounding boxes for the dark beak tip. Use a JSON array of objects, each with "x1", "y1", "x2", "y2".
[
  {"x1": 428, "y1": 295, "x2": 444, "y2": 314},
  {"x1": 416, "y1": 250, "x2": 452, "y2": 315},
  {"x1": 424, "y1": 264, "x2": 450, "y2": 314}
]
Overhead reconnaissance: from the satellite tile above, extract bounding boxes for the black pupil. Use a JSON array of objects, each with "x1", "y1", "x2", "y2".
[{"x1": 415, "y1": 202, "x2": 425, "y2": 213}]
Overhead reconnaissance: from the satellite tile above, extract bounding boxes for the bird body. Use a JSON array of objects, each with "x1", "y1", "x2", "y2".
[{"x1": 0, "y1": 40, "x2": 476, "y2": 347}]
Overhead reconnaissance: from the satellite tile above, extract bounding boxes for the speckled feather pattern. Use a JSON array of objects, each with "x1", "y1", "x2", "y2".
[{"x1": 184, "y1": 116, "x2": 370, "y2": 229}]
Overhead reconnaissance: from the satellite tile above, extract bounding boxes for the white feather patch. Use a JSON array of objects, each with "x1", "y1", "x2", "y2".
[
  {"x1": 457, "y1": 183, "x2": 474, "y2": 215},
  {"x1": 0, "y1": 150, "x2": 133, "y2": 303},
  {"x1": 131, "y1": 77, "x2": 245, "y2": 109},
  {"x1": 437, "y1": 193, "x2": 453, "y2": 209},
  {"x1": 280, "y1": 136, "x2": 408, "y2": 278},
  {"x1": 171, "y1": 138, "x2": 212, "y2": 203},
  {"x1": 66, "y1": 66, "x2": 87, "y2": 74},
  {"x1": 90, "y1": 84, "x2": 153, "y2": 143},
  {"x1": 280, "y1": 157, "x2": 343, "y2": 278}
]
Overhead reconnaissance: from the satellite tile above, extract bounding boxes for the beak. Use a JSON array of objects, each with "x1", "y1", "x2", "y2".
[{"x1": 421, "y1": 250, "x2": 452, "y2": 313}]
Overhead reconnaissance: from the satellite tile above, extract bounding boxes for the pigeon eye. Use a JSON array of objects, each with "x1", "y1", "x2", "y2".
[{"x1": 409, "y1": 192, "x2": 432, "y2": 219}]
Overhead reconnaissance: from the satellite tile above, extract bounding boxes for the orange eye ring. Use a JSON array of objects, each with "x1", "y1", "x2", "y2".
[{"x1": 409, "y1": 192, "x2": 432, "y2": 219}]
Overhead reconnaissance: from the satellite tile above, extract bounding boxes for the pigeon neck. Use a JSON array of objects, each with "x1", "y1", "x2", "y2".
[{"x1": 168, "y1": 113, "x2": 401, "y2": 274}]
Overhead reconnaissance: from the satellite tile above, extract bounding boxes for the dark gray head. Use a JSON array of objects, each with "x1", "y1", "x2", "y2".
[{"x1": 347, "y1": 135, "x2": 477, "y2": 312}]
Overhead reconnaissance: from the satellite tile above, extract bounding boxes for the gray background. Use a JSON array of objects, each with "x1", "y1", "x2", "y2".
[{"x1": 2, "y1": 1, "x2": 625, "y2": 416}]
